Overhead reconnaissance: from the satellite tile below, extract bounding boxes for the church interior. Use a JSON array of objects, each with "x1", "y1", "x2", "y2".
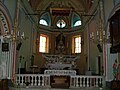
[{"x1": 0, "y1": 0, "x2": 120, "y2": 89}]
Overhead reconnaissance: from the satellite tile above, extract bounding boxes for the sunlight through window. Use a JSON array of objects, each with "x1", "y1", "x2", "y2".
[
  {"x1": 56, "y1": 19, "x2": 66, "y2": 28},
  {"x1": 72, "y1": 35, "x2": 81, "y2": 53},
  {"x1": 39, "y1": 19, "x2": 48, "y2": 26},
  {"x1": 74, "y1": 20, "x2": 81, "y2": 27},
  {"x1": 39, "y1": 34, "x2": 49, "y2": 53}
]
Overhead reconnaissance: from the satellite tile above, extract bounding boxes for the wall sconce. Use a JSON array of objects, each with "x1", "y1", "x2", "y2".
[
  {"x1": 16, "y1": 31, "x2": 26, "y2": 40},
  {"x1": 3, "y1": 31, "x2": 27, "y2": 42}
]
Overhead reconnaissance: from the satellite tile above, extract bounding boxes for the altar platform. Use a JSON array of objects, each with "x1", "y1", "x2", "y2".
[{"x1": 9, "y1": 86, "x2": 109, "y2": 90}]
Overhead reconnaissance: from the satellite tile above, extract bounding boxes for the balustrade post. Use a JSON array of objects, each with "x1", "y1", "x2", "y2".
[
  {"x1": 38, "y1": 76, "x2": 40, "y2": 86},
  {"x1": 80, "y1": 77, "x2": 82, "y2": 87},
  {"x1": 89, "y1": 77, "x2": 91, "y2": 87},
  {"x1": 21, "y1": 76, "x2": 24, "y2": 85},
  {"x1": 74, "y1": 77, "x2": 76, "y2": 87},
  {"x1": 44, "y1": 76, "x2": 46, "y2": 86},
  {"x1": 102, "y1": 76, "x2": 105, "y2": 88},
  {"x1": 86, "y1": 77, "x2": 89, "y2": 87},
  {"x1": 98, "y1": 77, "x2": 103, "y2": 88},
  {"x1": 48, "y1": 76, "x2": 50, "y2": 86},
  {"x1": 19, "y1": 75, "x2": 20, "y2": 85},
  {"x1": 92, "y1": 77, "x2": 94, "y2": 86},
  {"x1": 70, "y1": 76, "x2": 72, "y2": 87},
  {"x1": 76, "y1": 77, "x2": 78, "y2": 87},
  {"x1": 83, "y1": 77, "x2": 86, "y2": 87},
  {"x1": 34, "y1": 76, "x2": 37, "y2": 86},
  {"x1": 46, "y1": 76, "x2": 48, "y2": 86},
  {"x1": 31, "y1": 76, "x2": 34, "y2": 86},
  {"x1": 78, "y1": 77, "x2": 80, "y2": 87},
  {"x1": 96, "y1": 78, "x2": 98, "y2": 87},
  {"x1": 42, "y1": 76, "x2": 44, "y2": 86}
]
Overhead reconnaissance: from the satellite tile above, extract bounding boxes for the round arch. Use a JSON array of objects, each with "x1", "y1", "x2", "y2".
[
  {"x1": 71, "y1": 12, "x2": 81, "y2": 27},
  {"x1": 0, "y1": 2, "x2": 12, "y2": 34},
  {"x1": 39, "y1": 12, "x2": 51, "y2": 26},
  {"x1": 0, "y1": 2, "x2": 13, "y2": 79}
]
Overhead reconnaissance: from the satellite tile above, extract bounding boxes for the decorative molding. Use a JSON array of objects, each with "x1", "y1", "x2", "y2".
[{"x1": 0, "y1": 11, "x2": 9, "y2": 33}]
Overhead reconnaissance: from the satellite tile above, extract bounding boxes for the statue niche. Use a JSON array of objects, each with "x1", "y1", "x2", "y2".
[{"x1": 56, "y1": 32, "x2": 65, "y2": 54}]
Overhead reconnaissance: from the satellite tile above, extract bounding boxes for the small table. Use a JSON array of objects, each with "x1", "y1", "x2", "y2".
[{"x1": 30, "y1": 65, "x2": 38, "y2": 74}]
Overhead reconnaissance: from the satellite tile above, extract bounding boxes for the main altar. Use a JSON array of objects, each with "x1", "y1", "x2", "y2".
[
  {"x1": 42, "y1": 54, "x2": 79, "y2": 70},
  {"x1": 41, "y1": 32, "x2": 80, "y2": 88},
  {"x1": 42, "y1": 54, "x2": 79, "y2": 88}
]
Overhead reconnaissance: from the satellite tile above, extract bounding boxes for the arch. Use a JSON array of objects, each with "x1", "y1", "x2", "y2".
[
  {"x1": 0, "y1": 2, "x2": 12, "y2": 34},
  {"x1": 39, "y1": 19, "x2": 48, "y2": 26},
  {"x1": 109, "y1": 7, "x2": 120, "y2": 52},
  {"x1": 0, "y1": 2, "x2": 13, "y2": 79},
  {"x1": 108, "y1": 4, "x2": 120, "y2": 19},
  {"x1": 53, "y1": 16, "x2": 68, "y2": 29},
  {"x1": 0, "y1": 21, "x2": 4, "y2": 35},
  {"x1": 71, "y1": 12, "x2": 81, "y2": 27},
  {"x1": 39, "y1": 12, "x2": 51, "y2": 26}
]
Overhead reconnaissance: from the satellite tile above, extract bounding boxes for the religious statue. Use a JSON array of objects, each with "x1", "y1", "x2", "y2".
[{"x1": 56, "y1": 32, "x2": 65, "y2": 54}]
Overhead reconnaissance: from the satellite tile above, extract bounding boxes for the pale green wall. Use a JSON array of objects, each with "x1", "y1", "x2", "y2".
[
  {"x1": 4, "y1": 0, "x2": 17, "y2": 23},
  {"x1": 16, "y1": 1, "x2": 38, "y2": 70},
  {"x1": 104, "y1": 0, "x2": 114, "y2": 24},
  {"x1": 3, "y1": 0, "x2": 38, "y2": 72}
]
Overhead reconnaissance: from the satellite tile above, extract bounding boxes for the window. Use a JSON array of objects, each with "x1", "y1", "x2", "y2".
[
  {"x1": 39, "y1": 34, "x2": 49, "y2": 53},
  {"x1": 39, "y1": 19, "x2": 48, "y2": 26},
  {"x1": 74, "y1": 20, "x2": 81, "y2": 27},
  {"x1": 56, "y1": 19, "x2": 66, "y2": 28},
  {"x1": 72, "y1": 35, "x2": 81, "y2": 53},
  {"x1": 39, "y1": 12, "x2": 51, "y2": 26}
]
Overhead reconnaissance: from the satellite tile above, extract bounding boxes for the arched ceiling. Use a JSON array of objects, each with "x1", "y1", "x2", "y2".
[{"x1": 29, "y1": 0, "x2": 94, "y2": 15}]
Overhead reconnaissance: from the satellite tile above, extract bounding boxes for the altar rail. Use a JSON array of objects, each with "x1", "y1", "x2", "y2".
[
  {"x1": 15, "y1": 74, "x2": 50, "y2": 87},
  {"x1": 15, "y1": 74, "x2": 105, "y2": 88},
  {"x1": 44, "y1": 70, "x2": 76, "y2": 76},
  {"x1": 70, "y1": 75, "x2": 105, "y2": 88}
]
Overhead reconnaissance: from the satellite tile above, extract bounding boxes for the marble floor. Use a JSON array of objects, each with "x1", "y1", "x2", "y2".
[{"x1": 9, "y1": 87, "x2": 109, "y2": 90}]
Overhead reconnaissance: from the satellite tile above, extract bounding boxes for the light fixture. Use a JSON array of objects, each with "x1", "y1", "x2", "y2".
[
  {"x1": 90, "y1": 30, "x2": 109, "y2": 44},
  {"x1": 3, "y1": 30, "x2": 28, "y2": 42}
]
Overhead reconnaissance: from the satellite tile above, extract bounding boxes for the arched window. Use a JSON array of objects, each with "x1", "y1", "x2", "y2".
[
  {"x1": 56, "y1": 19, "x2": 66, "y2": 28},
  {"x1": 74, "y1": 20, "x2": 81, "y2": 27},
  {"x1": 39, "y1": 12, "x2": 51, "y2": 26},
  {"x1": 71, "y1": 12, "x2": 82, "y2": 27},
  {"x1": 39, "y1": 19, "x2": 48, "y2": 26}
]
